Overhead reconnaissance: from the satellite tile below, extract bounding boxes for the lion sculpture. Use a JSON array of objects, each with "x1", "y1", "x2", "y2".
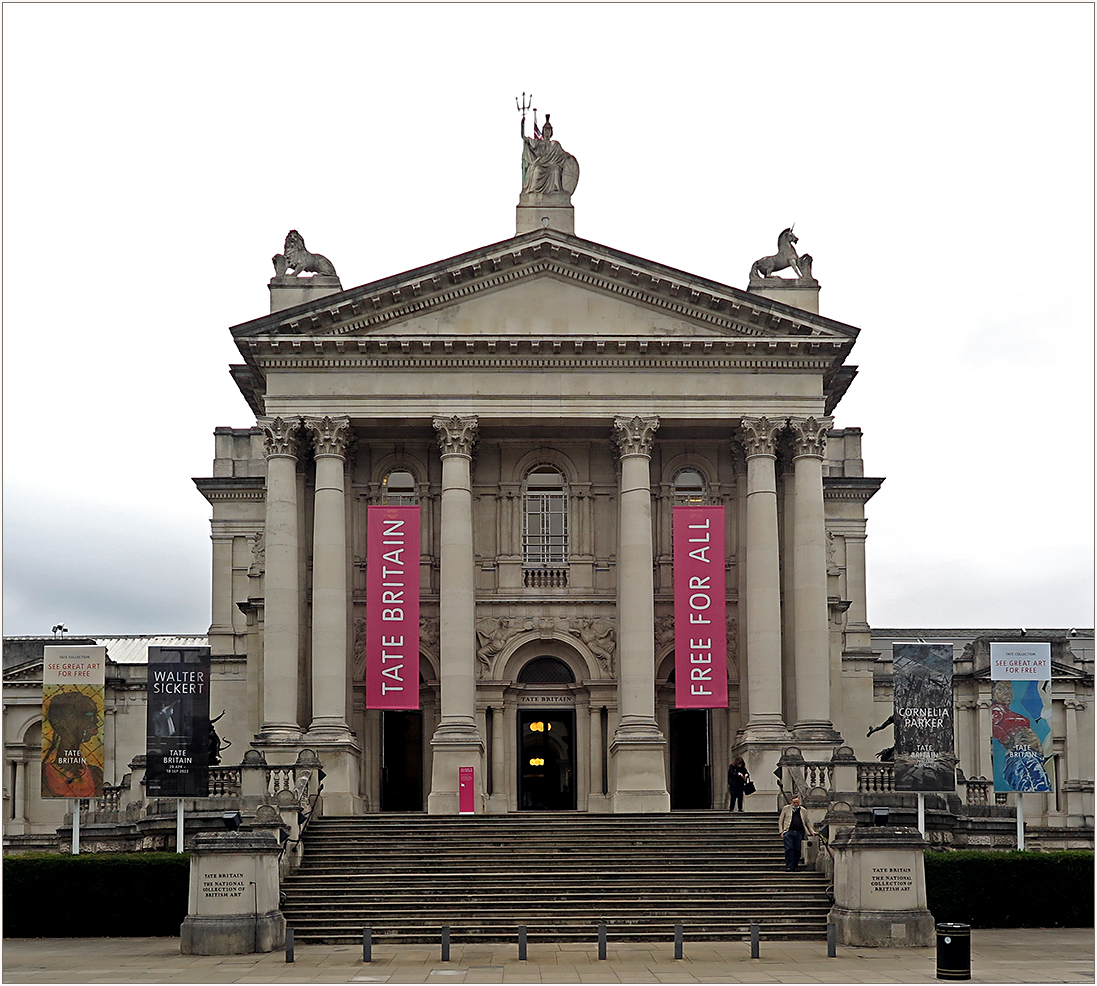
[{"x1": 272, "y1": 230, "x2": 338, "y2": 278}]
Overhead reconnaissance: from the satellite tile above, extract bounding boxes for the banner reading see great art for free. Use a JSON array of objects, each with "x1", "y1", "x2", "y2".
[
  {"x1": 366, "y1": 505, "x2": 420, "y2": 709},
  {"x1": 673, "y1": 505, "x2": 728, "y2": 709},
  {"x1": 41, "y1": 646, "x2": 106, "y2": 798},
  {"x1": 990, "y1": 642, "x2": 1054, "y2": 793}
]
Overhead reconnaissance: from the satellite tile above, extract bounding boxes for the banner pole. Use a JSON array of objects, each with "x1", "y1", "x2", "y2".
[
  {"x1": 177, "y1": 798, "x2": 185, "y2": 852},
  {"x1": 917, "y1": 792, "x2": 925, "y2": 836},
  {"x1": 72, "y1": 799, "x2": 80, "y2": 855},
  {"x1": 1016, "y1": 794, "x2": 1025, "y2": 851}
]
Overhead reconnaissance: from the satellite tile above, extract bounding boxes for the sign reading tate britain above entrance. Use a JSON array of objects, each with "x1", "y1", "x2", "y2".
[
  {"x1": 366, "y1": 506, "x2": 420, "y2": 709},
  {"x1": 673, "y1": 506, "x2": 728, "y2": 709}
]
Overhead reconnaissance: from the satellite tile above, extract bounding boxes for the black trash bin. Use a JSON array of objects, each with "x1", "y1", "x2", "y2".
[{"x1": 936, "y1": 922, "x2": 970, "y2": 980}]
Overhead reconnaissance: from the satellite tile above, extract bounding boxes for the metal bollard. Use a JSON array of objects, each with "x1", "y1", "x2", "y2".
[
  {"x1": 363, "y1": 927, "x2": 372, "y2": 963},
  {"x1": 285, "y1": 927, "x2": 294, "y2": 963},
  {"x1": 598, "y1": 923, "x2": 607, "y2": 960},
  {"x1": 674, "y1": 924, "x2": 683, "y2": 960},
  {"x1": 518, "y1": 925, "x2": 527, "y2": 961},
  {"x1": 827, "y1": 922, "x2": 836, "y2": 958},
  {"x1": 441, "y1": 926, "x2": 451, "y2": 962},
  {"x1": 750, "y1": 922, "x2": 760, "y2": 959}
]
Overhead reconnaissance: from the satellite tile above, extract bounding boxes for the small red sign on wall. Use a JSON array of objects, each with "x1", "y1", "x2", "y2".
[{"x1": 459, "y1": 766, "x2": 475, "y2": 814}]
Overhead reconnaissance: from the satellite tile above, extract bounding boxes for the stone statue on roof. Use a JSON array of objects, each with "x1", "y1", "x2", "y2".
[
  {"x1": 518, "y1": 102, "x2": 579, "y2": 198},
  {"x1": 749, "y1": 227, "x2": 814, "y2": 282}
]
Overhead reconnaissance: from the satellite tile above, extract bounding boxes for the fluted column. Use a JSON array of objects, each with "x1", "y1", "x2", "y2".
[
  {"x1": 789, "y1": 416, "x2": 840, "y2": 741},
  {"x1": 739, "y1": 416, "x2": 788, "y2": 738},
  {"x1": 428, "y1": 415, "x2": 485, "y2": 814},
  {"x1": 258, "y1": 416, "x2": 303, "y2": 739},
  {"x1": 304, "y1": 415, "x2": 352, "y2": 737},
  {"x1": 609, "y1": 415, "x2": 669, "y2": 812}
]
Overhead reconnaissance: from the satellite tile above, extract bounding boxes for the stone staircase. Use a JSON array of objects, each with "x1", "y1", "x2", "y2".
[{"x1": 280, "y1": 811, "x2": 832, "y2": 944}]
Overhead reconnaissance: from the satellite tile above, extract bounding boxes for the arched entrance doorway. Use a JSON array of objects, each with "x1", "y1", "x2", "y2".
[{"x1": 516, "y1": 656, "x2": 577, "y2": 811}]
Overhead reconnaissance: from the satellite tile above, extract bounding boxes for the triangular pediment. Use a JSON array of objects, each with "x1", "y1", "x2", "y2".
[{"x1": 232, "y1": 229, "x2": 859, "y2": 344}]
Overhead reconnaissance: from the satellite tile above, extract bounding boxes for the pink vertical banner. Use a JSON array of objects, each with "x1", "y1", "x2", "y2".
[
  {"x1": 673, "y1": 505, "x2": 728, "y2": 708},
  {"x1": 459, "y1": 766, "x2": 475, "y2": 814},
  {"x1": 366, "y1": 505, "x2": 420, "y2": 709}
]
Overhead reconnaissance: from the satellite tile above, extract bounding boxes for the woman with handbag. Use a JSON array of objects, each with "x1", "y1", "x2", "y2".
[{"x1": 727, "y1": 756, "x2": 752, "y2": 812}]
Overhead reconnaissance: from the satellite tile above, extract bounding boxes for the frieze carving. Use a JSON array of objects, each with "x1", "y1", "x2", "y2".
[
  {"x1": 612, "y1": 415, "x2": 660, "y2": 457},
  {"x1": 788, "y1": 416, "x2": 833, "y2": 458},
  {"x1": 570, "y1": 617, "x2": 615, "y2": 675},
  {"x1": 259, "y1": 416, "x2": 303, "y2": 457},
  {"x1": 304, "y1": 415, "x2": 352, "y2": 457},
  {"x1": 738, "y1": 416, "x2": 786, "y2": 457},
  {"x1": 352, "y1": 618, "x2": 368, "y2": 680},
  {"x1": 476, "y1": 617, "x2": 520, "y2": 677},
  {"x1": 655, "y1": 615, "x2": 675, "y2": 650},
  {"x1": 433, "y1": 415, "x2": 479, "y2": 457}
]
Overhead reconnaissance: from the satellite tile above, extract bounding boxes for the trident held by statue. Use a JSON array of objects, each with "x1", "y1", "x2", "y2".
[{"x1": 516, "y1": 92, "x2": 541, "y2": 139}]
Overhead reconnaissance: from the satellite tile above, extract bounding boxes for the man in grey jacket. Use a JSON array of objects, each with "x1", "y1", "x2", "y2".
[{"x1": 777, "y1": 795, "x2": 815, "y2": 871}]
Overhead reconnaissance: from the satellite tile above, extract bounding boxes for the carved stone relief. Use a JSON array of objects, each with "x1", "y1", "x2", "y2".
[
  {"x1": 612, "y1": 415, "x2": 660, "y2": 457},
  {"x1": 303, "y1": 415, "x2": 352, "y2": 457},
  {"x1": 738, "y1": 416, "x2": 786, "y2": 457},
  {"x1": 433, "y1": 415, "x2": 479, "y2": 457},
  {"x1": 258, "y1": 416, "x2": 302, "y2": 458},
  {"x1": 788, "y1": 416, "x2": 833, "y2": 458}
]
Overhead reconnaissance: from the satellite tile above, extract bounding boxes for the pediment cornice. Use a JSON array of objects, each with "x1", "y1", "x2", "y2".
[{"x1": 231, "y1": 230, "x2": 860, "y2": 346}]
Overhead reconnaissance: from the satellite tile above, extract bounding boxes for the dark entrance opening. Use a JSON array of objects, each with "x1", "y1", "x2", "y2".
[
  {"x1": 669, "y1": 708, "x2": 712, "y2": 809},
  {"x1": 518, "y1": 709, "x2": 576, "y2": 810},
  {"x1": 381, "y1": 710, "x2": 423, "y2": 811}
]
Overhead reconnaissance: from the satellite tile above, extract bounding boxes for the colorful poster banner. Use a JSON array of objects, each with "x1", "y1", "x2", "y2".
[
  {"x1": 892, "y1": 641, "x2": 956, "y2": 791},
  {"x1": 990, "y1": 641, "x2": 1051, "y2": 680},
  {"x1": 673, "y1": 505, "x2": 728, "y2": 708},
  {"x1": 41, "y1": 645, "x2": 106, "y2": 798},
  {"x1": 991, "y1": 678, "x2": 1055, "y2": 793},
  {"x1": 366, "y1": 505, "x2": 421, "y2": 709},
  {"x1": 146, "y1": 646, "x2": 212, "y2": 798}
]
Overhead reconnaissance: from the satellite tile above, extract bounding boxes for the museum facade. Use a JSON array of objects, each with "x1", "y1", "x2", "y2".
[{"x1": 4, "y1": 128, "x2": 1092, "y2": 844}]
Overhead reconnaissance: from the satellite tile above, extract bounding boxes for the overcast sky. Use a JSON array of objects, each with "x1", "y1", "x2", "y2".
[{"x1": 3, "y1": 3, "x2": 1093, "y2": 637}]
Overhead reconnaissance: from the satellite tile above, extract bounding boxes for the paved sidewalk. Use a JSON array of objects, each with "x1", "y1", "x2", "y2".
[{"x1": 2, "y1": 929, "x2": 1093, "y2": 985}]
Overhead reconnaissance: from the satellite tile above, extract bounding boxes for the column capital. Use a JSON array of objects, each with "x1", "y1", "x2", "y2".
[
  {"x1": 303, "y1": 415, "x2": 352, "y2": 457},
  {"x1": 612, "y1": 415, "x2": 660, "y2": 457},
  {"x1": 258, "y1": 416, "x2": 303, "y2": 458},
  {"x1": 739, "y1": 416, "x2": 786, "y2": 457},
  {"x1": 433, "y1": 414, "x2": 479, "y2": 457},
  {"x1": 788, "y1": 415, "x2": 834, "y2": 458}
]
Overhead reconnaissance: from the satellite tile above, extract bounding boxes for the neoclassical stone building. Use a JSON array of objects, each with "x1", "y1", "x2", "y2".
[
  {"x1": 6, "y1": 130, "x2": 1091, "y2": 847},
  {"x1": 192, "y1": 135, "x2": 893, "y2": 819}
]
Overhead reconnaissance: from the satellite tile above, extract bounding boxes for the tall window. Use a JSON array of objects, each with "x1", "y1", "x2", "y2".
[
  {"x1": 382, "y1": 469, "x2": 417, "y2": 505},
  {"x1": 523, "y1": 466, "x2": 568, "y2": 567},
  {"x1": 673, "y1": 468, "x2": 707, "y2": 504}
]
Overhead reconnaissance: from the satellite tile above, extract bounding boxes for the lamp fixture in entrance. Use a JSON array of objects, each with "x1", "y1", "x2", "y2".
[
  {"x1": 528, "y1": 721, "x2": 552, "y2": 732},
  {"x1": 529, "y1": 758, "x2": 545, "y2": 767}
]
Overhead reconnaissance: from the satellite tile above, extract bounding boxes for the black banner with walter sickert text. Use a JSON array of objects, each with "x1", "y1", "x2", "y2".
[
  {"x1": 146, "y1": 646, "x2": 211, "y2": 797},
  {"x1": 892, "y1": 641, "x2": 956, "y2": 792}
]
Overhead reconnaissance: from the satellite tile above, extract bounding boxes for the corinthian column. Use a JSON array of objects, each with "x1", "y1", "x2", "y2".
[
  {"x1": 788, "y1": 416, "x2": 840, "y2": 742},
  {"x1": 609, "y1": 415, "x2": 669, "y2": 813},
  {"x1": 739, "y1": 416, "x2": 789, "y2": 740},
  {"x1": 428, "y1": 415, "x2": 485, "y2": 814},
  {"x1": 258, "y1": 416, "x2": 303, "y2": 740},
  {"x1": 304, "y1": 415, "x2": 352, "y2": 737}
]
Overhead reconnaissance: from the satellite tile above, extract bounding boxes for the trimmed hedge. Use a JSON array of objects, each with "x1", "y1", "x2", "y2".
[
  {"x1": 3, "y1": 853, "x2": 189, "y2": 937},
  {"x1": 925, "y1": 850, "x2": 1094, "y2": 927}
]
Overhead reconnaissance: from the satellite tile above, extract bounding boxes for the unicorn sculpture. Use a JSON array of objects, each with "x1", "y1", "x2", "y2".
[{"x1": 750, "y1": 227, "x2": 814, "y2": 280}]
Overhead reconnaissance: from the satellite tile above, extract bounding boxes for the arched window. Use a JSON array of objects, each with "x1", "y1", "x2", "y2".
[
  {"x1": 517, "y1": 656, "x2": 576, "y2": 684},
  {"x1": 523, "y1": 466, "x2": 568, "y2": 567},
  {"x1": 382, "y1": 469, "x2": 417, "y2": 505},
  {"x1": 672, "y1": 468, "x2": 707, "y2": 505}
]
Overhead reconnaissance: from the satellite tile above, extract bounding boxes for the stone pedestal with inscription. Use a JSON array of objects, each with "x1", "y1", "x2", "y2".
[
  {"x1": 827, "y1": 825, "x2": 935, "y2": 947},
  {"x1": 180, "y1": 831, "x2": 285, "y2": 954}
]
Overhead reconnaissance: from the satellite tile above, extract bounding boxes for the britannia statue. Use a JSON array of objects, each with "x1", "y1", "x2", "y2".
[{"x1": 517, "y1": 94, "x2": 579, "y2": 198}]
